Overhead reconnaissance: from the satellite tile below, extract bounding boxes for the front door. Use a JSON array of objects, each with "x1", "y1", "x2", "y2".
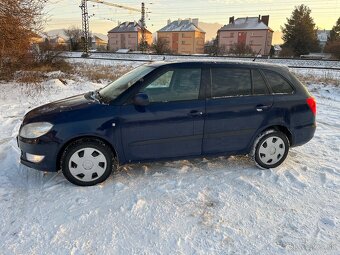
[
  {"x1": 238, "y1": 32, "x2": 247, "y2": 44},
  {"x1": 203, "y1": 67, "x2": 273, "y2": 154},
  {"x1": 120, "y1": 34, "x2": 126, "y2": 48},
  {"x1": 172, "y1": 33, "x2": 179, "y2": 53},
  {"x1": 120, "y1": 66, "x2": 205, "y2": 162}
]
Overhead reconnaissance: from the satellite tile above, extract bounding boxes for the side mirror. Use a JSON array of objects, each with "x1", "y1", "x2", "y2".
[{"x1": 133, "y1": 93, "x2": 150, "y2": 106}]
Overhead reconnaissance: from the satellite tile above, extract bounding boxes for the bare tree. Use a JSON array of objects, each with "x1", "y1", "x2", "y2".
[
  {"x1": 64, "y1": 26, "x2": 82, "y2": 51},
  {"x1": 228, "y1": 42, "x2": 255, "y2": 56},
  {"x1": 152, "y1": 38, "x2": 172, "y2": 54},
  {"x1": 0, "y1": 0, "x2": 47, "y2": 78}
]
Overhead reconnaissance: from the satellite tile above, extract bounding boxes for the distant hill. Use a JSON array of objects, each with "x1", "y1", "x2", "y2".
[
  {"x1": 198, "y1": 21, "x2": 223, "y2": 41},
  {"x1": 44, "y1": 29, "x2": 108, "y2": 41}
]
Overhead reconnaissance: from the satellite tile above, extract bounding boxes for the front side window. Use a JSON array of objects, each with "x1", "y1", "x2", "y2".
[
  {"x1": 262, "y1": 70, "x2": 294, "y2": 94},
  {"x1": 211, "y1": 68, "x2": 251, "y2": 98},
  {"x1": 142, "y1": 68, "x2": 201, "y2": 103}
]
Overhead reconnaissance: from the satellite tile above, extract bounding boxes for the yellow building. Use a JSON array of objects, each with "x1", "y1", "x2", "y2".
[
  {"x1": 157, "y1": 18, "x2": 205, "y2": 55},
  {"x1": 108, "y1": 21, "x2": 152, "y2": 51},
  {"x1": 90, "y1": 35, "x2": 108, "y2": 51}
]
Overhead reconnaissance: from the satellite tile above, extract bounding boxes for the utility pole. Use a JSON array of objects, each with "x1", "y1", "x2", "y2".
[
  {"x1": 140, "y1": 2, "x2": 147, "y2": 52},
  {"x1": 81, "y1": 1, "x2": 149, "y2": 55},
  {"x1": 80, "y1": 0, "x2": 90, "y2": 57}
]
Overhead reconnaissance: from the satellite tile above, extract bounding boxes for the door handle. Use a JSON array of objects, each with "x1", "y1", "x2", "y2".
[
  {"x1": 188, "y1": 110, "x2": 204, "y2": 117},
  {"x1": 256, "y1": 105, "x2": 271, "y2": 112}
]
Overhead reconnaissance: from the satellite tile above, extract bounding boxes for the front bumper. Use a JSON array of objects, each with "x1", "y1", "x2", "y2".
[{"x1": 17, "y1": 136, "x2": 59, "y2": 172}]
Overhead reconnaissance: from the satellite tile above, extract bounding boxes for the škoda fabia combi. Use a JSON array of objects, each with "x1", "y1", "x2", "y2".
[{"x1": 18, "y1": 61, "x2": 316, "y2": 186}]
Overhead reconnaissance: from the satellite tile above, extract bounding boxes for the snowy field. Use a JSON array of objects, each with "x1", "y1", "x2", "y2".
[
  {"x1": 0, "y1": 61, "x2": 339, "y2": 254},
  {"x1": 65, "y1": 51, "x2": 340, "y2": 69}
]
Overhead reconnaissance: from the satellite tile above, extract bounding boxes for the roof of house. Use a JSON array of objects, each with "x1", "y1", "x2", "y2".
[
  {"x1": 108, "y1": 21, "x2": 151, "y2": 34},
  {"x1": 219, "y1": 17, "x2": 272, "y2": 31},
  {"x1": 158, "y1": 19, "x2": 205, "y2": 33}
]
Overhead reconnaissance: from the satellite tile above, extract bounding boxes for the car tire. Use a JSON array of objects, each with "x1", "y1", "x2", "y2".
[
  {"x1": 254, "y1": 131, "x2": 290, "y2": 169},
  {"x1": 61, "y1": 139, "x2": 114, "y2": 186}
]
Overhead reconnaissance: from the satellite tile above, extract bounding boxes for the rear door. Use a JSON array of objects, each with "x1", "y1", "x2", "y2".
[
  {"x1": 203, "y1": 66, "x2": 273, "y2": 154},
  {"x1": 120, "y1": 65, "x2": 206, "y2": 162}
]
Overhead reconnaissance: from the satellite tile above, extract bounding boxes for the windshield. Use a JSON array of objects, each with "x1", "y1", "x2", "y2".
[{"x1": 99, "y1": 65, "x2": 154, "y2": 102}]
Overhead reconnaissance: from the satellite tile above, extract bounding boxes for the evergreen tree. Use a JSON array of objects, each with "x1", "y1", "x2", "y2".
[
  {"x1": 329, "y1": 17, "x2": 340, "y2": 41},
  {"x1": 325, "y1": 18, "x2": 340, "y2": 59},
  {"x1": 281, "y1": 5, "x2": 320, "y2": 56}
]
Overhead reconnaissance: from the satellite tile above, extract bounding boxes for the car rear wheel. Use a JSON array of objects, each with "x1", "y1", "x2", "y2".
[
  {"x1": 61, "y1": 139, "x2": 114, "y2": 186},
  {"x1": 254, "y1": 131, "x2": 289, "y2": 169}
]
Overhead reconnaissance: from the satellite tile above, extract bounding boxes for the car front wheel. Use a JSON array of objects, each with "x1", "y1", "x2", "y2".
[
  {"x1": 254, "y1": 131, "x2": 289, "y2": 169},
  {"x1": 61, "y1": 139, "x2": 114, "y2": 186}
]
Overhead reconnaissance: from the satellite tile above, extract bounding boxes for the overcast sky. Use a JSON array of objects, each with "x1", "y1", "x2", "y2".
[{"x1": 45, "y1": 0, "x2": 339, "y2": 40}]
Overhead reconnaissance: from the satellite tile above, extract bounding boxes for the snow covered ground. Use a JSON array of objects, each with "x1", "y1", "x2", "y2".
[
  {"x1": 0, "y1": 64, "x2": 339, "y2": 254},
  {"x1": 65, "y1": 51, "x2": 340, "y2": 69}
]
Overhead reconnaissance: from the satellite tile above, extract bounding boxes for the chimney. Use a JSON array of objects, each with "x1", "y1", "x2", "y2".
[
  {"x1": 192, "y1": 18, "x2": 199, "y2": 27},
  {"x1": 261, "y1": 15, "x2": 269, "y2": 26},
  {"x1": 178, "y1": 18, "x2": 182, "y2": 25},
  {"x1": 229, "y1": 16, "x2": 234, "y2": 24},
  {"x1": 167, "y1": 19, "x2": 171, "y2": 25},
  {"x1": 188, "y1": 18, "x2": 192, "y2": 23},
  {"x1": 258, "y1": 15, "x2": 261, "y2": 22}
]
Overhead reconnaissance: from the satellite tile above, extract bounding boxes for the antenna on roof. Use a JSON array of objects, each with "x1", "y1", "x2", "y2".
[{"x1": 253, "y1": 48, "x2": 262, "y2": 62}]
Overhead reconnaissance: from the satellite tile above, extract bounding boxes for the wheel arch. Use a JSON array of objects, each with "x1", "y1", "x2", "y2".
[
  {"x1": 250, "y1": 124, "x2": 293, "y2": 152},
  {"x1": 56, "y1": 135, "x2": 119, "y2": 171}
]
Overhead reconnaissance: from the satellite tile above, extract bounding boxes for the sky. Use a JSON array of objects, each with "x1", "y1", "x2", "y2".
[{"x1": 45, "y1": 0, "x2": 339, "y2": 43}]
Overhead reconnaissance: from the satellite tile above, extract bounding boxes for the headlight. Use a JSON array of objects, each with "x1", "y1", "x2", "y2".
[{"x1": 20, "y1": 122, "x2": 53, "y2": 139}]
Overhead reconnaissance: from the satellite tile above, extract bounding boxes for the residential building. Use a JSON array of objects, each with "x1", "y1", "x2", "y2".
[
  {"x1": 90, "y1": 35, "x2": 108, "y2": 51},
  {"x1": 317, "y1": 30, "x2": 330, "y2": 51},
  {"x1": 157, "y1": 18, "x2": 205, "y2": 54},
  {"x1": 108, "y1": 21, "x2": 153, "y2": 51},
  {"x1": 218, "y1": 15, "x2": 273, "y2": 55},
  {"x1": 273, "y1": 44, "x2": 282, "y2": 56},
  {"x1": 29, "y1": 33, "x2": 44, "y2": 45},
  {"x1": 47, "y1": 35, "x2": 69, "y2": 47}
]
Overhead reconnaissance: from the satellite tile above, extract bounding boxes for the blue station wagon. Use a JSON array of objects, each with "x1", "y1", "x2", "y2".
[{"x1": 18, "y1": 61, "x2": 316, "y2": 186}]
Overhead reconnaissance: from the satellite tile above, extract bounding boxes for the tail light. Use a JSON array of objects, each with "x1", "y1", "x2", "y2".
[{"x1": 306, "y1": 97, "x2": 316, "y2": 116}]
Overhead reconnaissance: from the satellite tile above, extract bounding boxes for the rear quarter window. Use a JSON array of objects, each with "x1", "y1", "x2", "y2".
[{"x1": 262, "y1": 70, "x2": 294, "y2": 94}]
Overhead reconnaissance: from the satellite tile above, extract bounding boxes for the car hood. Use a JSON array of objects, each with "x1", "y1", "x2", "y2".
[{"x1": 24, "y1": 94, "x2": 97, "y2": 123}]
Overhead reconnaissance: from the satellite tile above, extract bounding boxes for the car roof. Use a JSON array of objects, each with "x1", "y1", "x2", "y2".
[{"x1": 146, "y1": 59, "x2": 287, "y2": 71}]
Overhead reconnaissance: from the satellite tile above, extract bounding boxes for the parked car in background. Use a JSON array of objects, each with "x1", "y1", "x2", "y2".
[{"x1": 18, "y1": 60, "x2": 316, "y2": 186}]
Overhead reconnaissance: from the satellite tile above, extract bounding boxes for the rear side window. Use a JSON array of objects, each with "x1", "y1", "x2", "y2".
[
  {"x1": 252, "y1": 70, "x2": 269, "y2": 95},
  {"x1": 211, "y1": 68, "x2": 251, "y2": 98},
  {"x1": 262, "y1": 70, "x2": 294, "y2": 94}
]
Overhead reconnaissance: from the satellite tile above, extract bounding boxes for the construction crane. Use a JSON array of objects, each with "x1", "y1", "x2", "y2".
[{"x1": 80, "y1": 0, "x2": 147, "y2": 57}]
